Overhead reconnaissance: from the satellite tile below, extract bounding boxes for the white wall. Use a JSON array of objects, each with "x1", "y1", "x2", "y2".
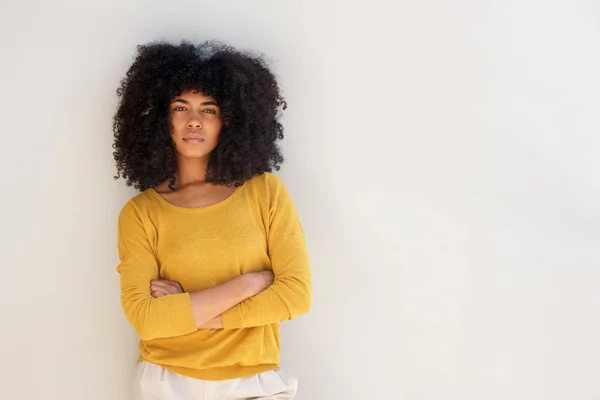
[{"x1": 1, "y1": 1, "x2": 599, "y2": 399}]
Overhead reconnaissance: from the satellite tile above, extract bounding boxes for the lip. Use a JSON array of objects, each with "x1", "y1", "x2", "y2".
[
  {"x1": 183, "y1": 137, "x2": 205, "y2": 143},
  {"x1": 183, "y1": 132, "x2": 205, "y2": 143}
]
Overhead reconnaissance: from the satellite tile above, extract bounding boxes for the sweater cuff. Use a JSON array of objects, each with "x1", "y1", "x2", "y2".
[
  {"x1": 171, "y1": 292, "x2": 198, "y2": 333},
  {"x1": 222, "y1": 305, "x2": 243, "y2": 329},
  {"x1": 157, "y1": 292, "x2": 197, "y2": 337}
]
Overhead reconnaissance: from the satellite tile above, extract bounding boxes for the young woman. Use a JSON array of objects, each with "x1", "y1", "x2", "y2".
[{"x1": 112, "y1": 40, "x2": 312, "y2": 400}]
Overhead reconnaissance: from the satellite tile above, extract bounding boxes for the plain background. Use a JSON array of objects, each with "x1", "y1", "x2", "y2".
[{"x1": 1, "y1": 1, "x2": 599, "y2": 399}]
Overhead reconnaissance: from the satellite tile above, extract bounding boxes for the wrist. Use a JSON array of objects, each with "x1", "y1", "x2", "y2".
[{"x1": 199, "y1": 315, "x2": 224, "y2": 329}]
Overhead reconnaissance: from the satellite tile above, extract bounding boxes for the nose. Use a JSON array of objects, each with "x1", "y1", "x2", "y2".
[{"x1": 187, "y1": 114, "x2": 202, "y2": 128}]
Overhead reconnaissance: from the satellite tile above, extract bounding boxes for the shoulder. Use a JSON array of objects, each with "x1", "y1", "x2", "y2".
[
  {"x1": 247, "y1": 171, "x2": 286, "y2": 193},
  {"x1": 118, "y1": 189, "x2": 156, "y2": 221},
  {"x1": 246, "y1": 172, "x2": 297, "y2": 213},
  {"x1": 245, "y1": 172, "x2": 291, "y2": 204}
]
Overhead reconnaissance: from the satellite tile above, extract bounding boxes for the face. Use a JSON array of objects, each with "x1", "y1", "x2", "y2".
[{"x1": 169, "y1": 90, "x2": 223, "y2": 159}]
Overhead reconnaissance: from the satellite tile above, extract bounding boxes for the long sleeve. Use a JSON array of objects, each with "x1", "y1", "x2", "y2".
[
  {"x1": 117, "y1": 201, "x2": 197, "y2": 340},
  {"x1": 222, "y1": 176, "x2": 312, "y2": 329}
]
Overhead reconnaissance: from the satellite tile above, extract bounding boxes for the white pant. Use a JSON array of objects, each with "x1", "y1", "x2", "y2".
[{"x1": 134, "y1": 361, "x2": 298, "y2": 400}]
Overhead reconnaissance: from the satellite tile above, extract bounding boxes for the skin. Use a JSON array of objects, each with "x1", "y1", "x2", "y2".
[
  {"x1": 154, "y1": 90, "x2": 236, "y2": 208},
  {"x1": 149, "y1": 90, "x2": 274, "y2": 330}
]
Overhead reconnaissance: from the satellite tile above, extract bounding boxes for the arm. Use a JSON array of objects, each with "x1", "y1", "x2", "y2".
[
  {"x1": 198, "y1": 315, "x2": 225, "y2": 329},
  {"x1": 117, "y1": 201, "x2": 271, "y2": 340},
  {"x1": 150, "y1": 271, "x2": 275, "y2": 330},
  {"x1": 188, "y1": 273, "x2": 272, "y2": 328},
  {"x1": 221, "y1": 176, "x2": 312, "y2": 329}
]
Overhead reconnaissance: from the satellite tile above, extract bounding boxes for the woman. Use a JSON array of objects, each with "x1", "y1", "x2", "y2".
[{"x1": 113, "y1": 40, "x2": 312, "y2": 400}]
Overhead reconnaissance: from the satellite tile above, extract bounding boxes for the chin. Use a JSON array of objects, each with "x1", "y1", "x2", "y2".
[
  {"x1": 174, "y1": 141, "x2": 217, "y2": 158},
  {"x1": 180, "y1": 150, "x2": 211, "y2": 159}
]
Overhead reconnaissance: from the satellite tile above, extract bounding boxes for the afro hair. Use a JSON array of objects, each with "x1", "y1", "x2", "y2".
[{"x1": 112, "y1": 39, "x2": 287, "y2": 191}]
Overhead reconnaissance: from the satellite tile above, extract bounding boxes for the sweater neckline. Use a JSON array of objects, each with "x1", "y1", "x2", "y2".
[{"x1": 146, "y1": 182, "x2": 246, "y2": 212}]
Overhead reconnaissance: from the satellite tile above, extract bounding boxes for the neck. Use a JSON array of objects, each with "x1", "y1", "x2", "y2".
[{"x1": 174, "y1": 154, "x2": 210, "y2": 188}]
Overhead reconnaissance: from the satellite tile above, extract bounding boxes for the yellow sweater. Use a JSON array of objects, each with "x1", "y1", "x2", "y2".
[{"x1": 116, "y1": 172, "x2": 312, "y2": 380}]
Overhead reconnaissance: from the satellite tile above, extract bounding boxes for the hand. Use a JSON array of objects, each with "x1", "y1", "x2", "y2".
[
  {"x1": 245, "y1": 270, "x2": 275, "y2": 296},
  {"x1": 150, "y1": 279, "x2": 184, "y2": 298}
]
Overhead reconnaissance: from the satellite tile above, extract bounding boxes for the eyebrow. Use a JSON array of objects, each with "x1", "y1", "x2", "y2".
[{"x1": 171, "y1": 98, "x2": 218, "y2": 106}]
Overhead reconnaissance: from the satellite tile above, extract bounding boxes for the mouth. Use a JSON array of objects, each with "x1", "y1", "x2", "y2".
[{"x1": 183, "y1": 137, "x2": 205, "y2": 144}]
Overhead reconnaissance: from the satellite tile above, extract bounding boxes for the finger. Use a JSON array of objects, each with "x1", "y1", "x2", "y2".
[
  {"x1": 152, "y1": 283, "x2": 181, "y2": 296},
  {"x1": 151, "y1": 286, "x2": 174, "y2": 296},
  {"x1": 151, "y1": 284, "x2": 168, "y2": 296},
  {"x1": 151, "y1": 281, "x2": 175, "y2": 292},
  {"x1": 164, "y1": 280, "x2": 183, "y2": 291},
  {"x1": 152, "y1": 279, "x2": 178, "y2": 288},
  {"x1": 154, "y1": 279, "x2": 183, "y2": 293}
]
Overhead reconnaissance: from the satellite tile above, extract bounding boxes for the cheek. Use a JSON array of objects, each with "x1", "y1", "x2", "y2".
[
  {"x1": 206, "y1": 119, "x2": 223, "y2": 136},
  {"x1": 170, "y1": 115, "x2": 186, "y2": 131},
  {"x1": 207, "y1": 115, "x2": 223, "y2": 127}
]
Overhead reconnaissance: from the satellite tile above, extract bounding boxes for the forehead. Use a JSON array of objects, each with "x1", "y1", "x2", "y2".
[{"x1": 173, "y1": 90, "x2": 216, "y2": 102}]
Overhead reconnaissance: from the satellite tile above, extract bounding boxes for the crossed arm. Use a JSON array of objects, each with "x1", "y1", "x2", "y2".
[
  {"x1": 119, "y1": 244, "x2": 310, "y2": 340},
  {"x1": 149, "y1": 272, "x2": 274, "y2": 330}
]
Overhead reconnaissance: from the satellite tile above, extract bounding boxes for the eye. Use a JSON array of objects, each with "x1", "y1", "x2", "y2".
[
  {"x1": 203, "y1": 109, "x2": 217, "y2": 114},
  {"x1": 173, "y1": 106, "x2": 187, "y2": 112}
]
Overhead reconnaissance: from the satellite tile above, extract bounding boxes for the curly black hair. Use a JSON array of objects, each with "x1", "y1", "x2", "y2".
[{"x1": 112, "y1": 39, "x2": 286, "y2": 191}]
